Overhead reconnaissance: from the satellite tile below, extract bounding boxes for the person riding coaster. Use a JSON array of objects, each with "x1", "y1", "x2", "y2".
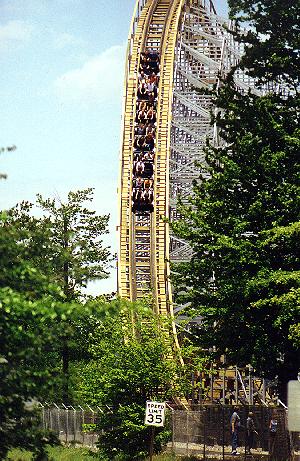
[
  {"x1": 142, "y1": 162, "x2": 154, "y2": 178},
  {"x1": 132, "y1": 49, "x2": 159, "y2": 215}
]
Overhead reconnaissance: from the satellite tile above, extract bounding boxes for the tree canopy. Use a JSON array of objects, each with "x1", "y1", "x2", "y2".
[
  {"x1": 171, "y1": 0, "x2": 300, "y2": 400},
  {"x1": 76, "y1": 299, "x2": 191, "y2": 461},
  {"x1": 6, "y1": 188, "x2": 113, "y2": 301},
  {"x1": 0, "y1": 188, "x2": 115, "y2": 456}
]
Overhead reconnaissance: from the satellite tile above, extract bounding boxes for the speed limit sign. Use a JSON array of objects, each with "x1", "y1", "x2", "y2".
[{"x1": 145, "y1": 401, "x2": 166, "y2": 427}]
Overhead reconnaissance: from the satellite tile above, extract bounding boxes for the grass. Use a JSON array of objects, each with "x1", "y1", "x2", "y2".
[
  {"x1": 7, "y1": 447, "x2": 199, "y2": 461},
  {"x1": 6, "y1": 446, "x2": 96, "y2": 461}
]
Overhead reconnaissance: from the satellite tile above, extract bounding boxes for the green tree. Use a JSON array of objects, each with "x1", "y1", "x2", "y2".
[
  {"x1": 0, "y1": 211, "x2": 59, "y2": 458},
  {"x1": 171, "y1": 0, "x2": 300, "y2": 401},
  {"x1": 0, "y1": 286, "x2": 107, "y2": 458},
  {"x1": 77, "y1": 299, "x2": 192, "y2": 460},
  {"x1": 0, "y1": 210, "x2": 62, "y2": 456},
  {"x1": 5, "y1": 189, "x2": 113, "y2": 401},
  {"x1": 228, "y1": 0, "x2": 299, "y2": 89},
  {"x1": 0, "y1": 209, "x2": 57, "y2": 298},
  {"x1": 7, "y1": 188, "x2": 113, "y2": 301},
  {"x1": 35, "y1": 188, "x2": 113, "y2": 301},
  {"x1": 0, "y1": 212, "x2": 109, "y2": 455}
]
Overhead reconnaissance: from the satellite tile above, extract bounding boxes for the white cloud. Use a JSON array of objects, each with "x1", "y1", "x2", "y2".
[
  {"x1": 0, "y1": 20, "x2": 33, "y2": 44},
  {"x1": 54, "y1": 44, "x2": 126, "y2": 105},
  {"x1": 53, "y1": 32, "x2": 85, "y2": 49}
]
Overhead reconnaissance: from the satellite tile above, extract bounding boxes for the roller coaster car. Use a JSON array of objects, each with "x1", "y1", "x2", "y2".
[
  {"x1": 132, "y1": 188, "x2": 154, "y2": 214},
  {"x1": 142, "y1": 162, "x2": 154, "y2": 178},
  {"x1": 146, "y1": 49, "x2": 159, "y2": 60},
  {"x1": 143, "y1": 151, "x2": 154, "y2": 162},
  {"x1": 137, "y1": 85, "x2": 148, "y2": 100},
  {"x1": 132, "y1": 202, "x2": 154, "y2": 214}
]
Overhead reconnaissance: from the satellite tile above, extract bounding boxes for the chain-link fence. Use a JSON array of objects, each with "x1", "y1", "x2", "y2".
[
  {"x1": 40, "y1": 404, "x2": 300, "y2": 459},
  {"x1": 40, "y1": 404, "x2": 100, "y2": 447},
  {"x1": 166, "y1": 405, "x2": 300, "y2": 461}
]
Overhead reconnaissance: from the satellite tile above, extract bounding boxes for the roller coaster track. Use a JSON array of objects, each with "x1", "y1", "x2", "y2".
[
  {"x1": 117, "y1": 0, "x2": 276, "y2": 407},
  {"x1": 118, "y1": 0, "x2": 245, "y2": 313}
]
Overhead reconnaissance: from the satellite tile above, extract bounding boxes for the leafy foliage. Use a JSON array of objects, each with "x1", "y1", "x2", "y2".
[
  {"x1": 171, "y1": 0, "x2": 300, "y2": 399},
  {"x1": 2, "y1": 189, "x2": 114, "y2": 402},
  {"x1": 228, "y1": 0, "x2": 299, "y2": 89},
  {"x1": 6, "y1": 188, "x2": 113, "y2": 301},
  {"x1": 0, "y1": 198, "x2": 111, "y2": 454},
  {"x1": 0, "y1": 288, "x2": 62, "y2": 459},
  {"x1": 77, "y1": 300, "x2": 190, "y2": 460}
]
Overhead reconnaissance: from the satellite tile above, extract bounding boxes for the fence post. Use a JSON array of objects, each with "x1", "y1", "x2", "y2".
[
  {"x1": 91, "y1": 406, "x2": 95, "y2": 448},
  {"x1": 66, "y1": 408, "x2": 69, "y2": 444},
  {"x1": 73, "y1": 406, "x2": 76, "y2": 442},
  {"x1": 222, "y1": 369, "x2": 226, "y2": 405},
  {"x1": 203, "y1": 407, "x2": 206, "y2": 461},
  {"x1": 172, "y1": 410, "x2": 175, "y2": 454},
  {"x1": 248, "y1": 366, "x2": 253, "y2": 405},
  {"x1": 40, "y1": 404, "x2": 45, "y2": 431},
  {"x1": 192, "y1": 372, "x2": 195, "y2": 404},
  {"x1": 186, "y1": 410, "x2": 189, "y2": 457},
  {"x1": 57, "y1": 407, "x2": 60, "y2": 438},
  {"x1": 235, "y1": 366, "x2": 238, "y2": 404},
  {"x1": 49, "y1": 405, "x2": 53, "y2": 433},
  {"x1": 78, "y1": 405, "x2": 84, "y2": 445},
  {"x1": 222, "y1": 405, "x2": 225, "y2": 461},
  {"x1": 262, "y1": 379, "x2": 266, "y2": 403},
  {"x1": 199, "y1": 373, "x2": 202, "y2": 404},
  {"x1": 166, "y1": 403, "x2": 175, "y2": 454}
]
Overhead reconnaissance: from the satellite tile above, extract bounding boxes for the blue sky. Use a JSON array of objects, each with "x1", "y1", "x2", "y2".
[{"x1": 0, "y1": 0, "x2": 228, "y2": 295}]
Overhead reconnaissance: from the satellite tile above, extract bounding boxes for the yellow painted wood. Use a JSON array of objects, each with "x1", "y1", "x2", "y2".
[{"x1": 118, "y1": 0, "x2": 185, "y2": 364}]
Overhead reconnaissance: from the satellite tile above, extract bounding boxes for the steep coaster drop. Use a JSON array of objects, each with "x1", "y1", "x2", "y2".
[
  {"x1": 117, "y1": 0, "x2": 277, "y2": 406},
  {"x1": 118, "y1": 0, "x2": 243, "y2": 312}
]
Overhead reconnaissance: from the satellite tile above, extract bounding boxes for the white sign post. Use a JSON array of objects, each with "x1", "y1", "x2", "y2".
[
  {"x1": 145, "y1": 400, "x2": 166, "y2": 427},
  {"x1": 288, "y1": 380, "x2": 300, "y2": 431},
  {"x1": 145, "y1": 401, "x2": 166, "y2": 461}
]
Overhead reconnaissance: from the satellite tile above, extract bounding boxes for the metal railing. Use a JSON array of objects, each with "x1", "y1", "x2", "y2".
[
  {"x1": 40, "y1": 403, "x2": 101, "y2": 447},
  {"x1": 166, "y1": 405, "x2": 300, "y2": 461},
  {"x1": 39, "y1": 403, "x2": 300, "y2": 459}
]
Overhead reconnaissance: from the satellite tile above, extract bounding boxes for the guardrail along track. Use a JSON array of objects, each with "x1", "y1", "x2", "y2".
[
  {"x1": 118, "y1": 0, "x2": 182, "y2": 316},
  {"x1": 118, "y1": 0, "x2": 274, "y2": 405},
  {"x1": 118, "y1": 0, "x2": 249, "y2": 315}
]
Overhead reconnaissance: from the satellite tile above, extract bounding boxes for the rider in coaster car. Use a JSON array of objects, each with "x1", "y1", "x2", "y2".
[
  {"x1": 137, "y1": 82, "x2": 148, "y2": 100},
  {"x1": 133, "y1": 176, "x2": 143, "y2": 189},
  {"x1": 149, "y1": 56, "x2": 159, "y2": 74},
  {"x1": 144, "y1": 178, "x2": 152, "y2": 189},
  {"x1": 149, "y1": 72, "x2": 159, "y2": 86},
  {"x1": 135, "y1": 160, "x2": 145, "y2": 176},
  {"x1": 134, "y1": 152, "x2": 141, "y2": 162},
  {"x1": 135, "y1": 123, "x2": 146, "y2": 136},
  {"x1": 137, "y1": 100, "x2": 148, "y2": 110},
  {"x1": 137, "y1": 107, "x2": 147, "y2": 124},
  {"x1": 134, "y1": 135, "x2": 145, "y2": 151},
  {"x1": 144, "y1": 133, "x2": 155, "y2": 151},
  {"x1": 143, "y1": 151, "x2": 154, "y2": 162},
  {"x1": 146, "y1": 124, "x2": 155, "y2": 136},
  {"x1": 140, "y1": 60, "x2": 151, "y2": 76},
  {"x1": 147, "y1": 92, "x2": 156, "y2": 108},
  {"x1": 146, "y1": 108, "x2": 156, "y2": 124},
  {"x1": 138, "y1": 70, "x2": 147, "y2": 83},
  {"x1": 143, "y1": 162, "x2": 154, "y2": 178}
]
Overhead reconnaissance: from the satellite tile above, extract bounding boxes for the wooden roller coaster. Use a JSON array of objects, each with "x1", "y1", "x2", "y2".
[{"x1": 117, "y1": 0, "x2": 276, "y2": 405}]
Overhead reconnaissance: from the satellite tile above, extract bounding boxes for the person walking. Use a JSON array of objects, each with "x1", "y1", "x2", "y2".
[
  {"x1": 269, "y1": 411, "x2": 278, "y2": 457},
  {"x1": 246, "y1": 411, "x2": 258, "y2": 454},
  {"x1": 230, "y1": 406, "x2": 241, "y2": 455}
]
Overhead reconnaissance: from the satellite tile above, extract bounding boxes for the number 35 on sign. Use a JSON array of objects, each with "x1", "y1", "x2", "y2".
[{"x1": 145, "y1": 401, "x2": 166, "y2": 427}]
